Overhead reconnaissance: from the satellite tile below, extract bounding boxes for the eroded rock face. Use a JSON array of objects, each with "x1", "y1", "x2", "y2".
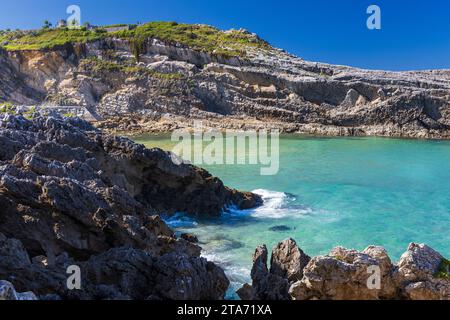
[
  {"x1": 0, "y1": 280, "x2": 37, "y2": 300},
  {"x1": 396, "y1": 243, "x2": 450, "y2": 300},
  {"x1": 0, "y1": 233, "x2": 229, "y2": 300},
  {"x1": 238, "y1": 240, "x2": 306, "y2": 300},
  {"x1": 0, "y1": 114, "x2": 260, "y2": 299},
  {"x1": 249, "y1": 254, "x2": 290, "y2": 300},
  {"x1": 270, "y1": 238, "x2": 310, "y2": 282},
  {"x1": 1, "y1": 37, "x2": 449, "y2": 138},
  {"x1": 0, "y1": 114, "x2": 260, "y2": 259},
  {"x1": 241, "y1": 239, "x2": 449, "y2": 300},
  {"x1": 290, "y1": 246, "x2": 397, "y2": 300}
]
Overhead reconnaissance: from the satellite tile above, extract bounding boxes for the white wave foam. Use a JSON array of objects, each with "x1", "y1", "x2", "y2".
[
  {"x1": 248, "y1": 189, "x2": 312, "y2": 219},
  {"x1": 253, "y1": 189, "x2": 290, "y2": 208},
  {"x1": 163, "y1": 212, "x2": 198, "y2": 228}
]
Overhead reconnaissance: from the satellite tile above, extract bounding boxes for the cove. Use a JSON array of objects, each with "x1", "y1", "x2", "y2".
[{"x1": 132, "y1": 134, "x2": 450, "y2": 299}]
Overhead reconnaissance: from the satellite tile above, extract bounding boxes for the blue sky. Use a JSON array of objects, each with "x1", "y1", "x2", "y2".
[{"x1": 0, "y1": 0, "x2": 449, "y2": 71}]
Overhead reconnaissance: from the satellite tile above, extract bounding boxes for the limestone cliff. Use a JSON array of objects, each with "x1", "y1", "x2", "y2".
[{"x1": 1, "y1": 23, "x2": 449, "y2": 139}]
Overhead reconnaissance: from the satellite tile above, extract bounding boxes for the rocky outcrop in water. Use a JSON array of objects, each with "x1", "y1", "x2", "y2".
[
  {"x1": 237, "y1": 239, "x2": 309, "y2": 300},
  {"x1": 1, "y1": 27, "x2": 449, "y2": 139},
  {"x1": 239, "y1": 239, "x2": 450, "y2": 300},
  {"x1": 0, "y1": 114, "x2": 260, "y2": 299}
]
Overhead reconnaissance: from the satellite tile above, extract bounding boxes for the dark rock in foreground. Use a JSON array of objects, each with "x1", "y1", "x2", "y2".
[
  {"x1": 239, "y1": 239, "x2": 450, "y2": 300},
  {"x1": 0, "y1": 233, "x2": 228, "y2": 300},
  {"x1": 0, "y1": 280, "x2": 37, "y2": 300},
  {"x1": 0, "y1": 114, "x2": 261, "y2": 299},
  {"x1": 181, "y1": 233, "x2": 199, "y2": 243}
]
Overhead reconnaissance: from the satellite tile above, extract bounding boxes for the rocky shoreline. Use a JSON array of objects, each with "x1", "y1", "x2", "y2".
[
  {"x1": 96, "y1": 114, "x2": 450, "y2": 140},
  {"x1": 0, "y1": 114, "x2": 448, "y2": 300},
  {"x1": 0, "y1": 114, "x2": 260, "y2": 300},
  {"x1": 238, "y1": 239, "x2": 449, "y2": 300}
]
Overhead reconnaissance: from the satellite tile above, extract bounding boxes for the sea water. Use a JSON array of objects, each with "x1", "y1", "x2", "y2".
[{"x1": 132, "y1": 134, "x2": 450, "y2": 299}]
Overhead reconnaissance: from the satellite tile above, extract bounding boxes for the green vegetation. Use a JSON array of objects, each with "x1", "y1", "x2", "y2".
[
  {"x1": 80, "y1": 56, "x2": 123, "y2": 73},
  {"x1": 435, "y1": 258, "x2": 450, "y2": 279},
  {"x1": 63, "y1": 112, "x2": 76, "y2": 118},
  {"x1": 80, "y1": 56, "x2": 184, "y2": 80},
  {"x1": 23, "y1": 106, "x2": 37, "y2": 120},
  {"x1": 103, "y1": 23, "x2": 129, "y2": 28},
  {"x1": 0, "y1": 103, "x2": 38, "y2": 119},
  {"x1": 115, "y1": 22, "x2": 270, "y2": 57},
  {"x1": 0, "y1": 28, "x2": 106, "y2": 50},
  {"x1": 0, "y1": 102, "x2": 17, "y2": 115},
  {"x1": 42, "y1": 20, "x2": 53, "y2": 29},
  {"x1": 129, "y1": 37, "x2": 146, "y2": 62},
  {"x1": 0, "y1": 21, "x2": 271, "y2": 57}
]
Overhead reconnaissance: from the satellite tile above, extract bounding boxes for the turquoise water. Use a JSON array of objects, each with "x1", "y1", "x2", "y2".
[{"x1": 132, "y1": 135, "x2": 450, "y2": 298}]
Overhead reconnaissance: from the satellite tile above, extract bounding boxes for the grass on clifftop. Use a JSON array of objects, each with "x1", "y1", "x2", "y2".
[
  {"x1": 115, "y1": 22, "x2": 271, "y2": 57},
  {"x1": 0, "y1": 21, "x2": 271, "y2": 57},
  {"x1": 0, "y1": 28, "x2": 106, "y2": 50}
]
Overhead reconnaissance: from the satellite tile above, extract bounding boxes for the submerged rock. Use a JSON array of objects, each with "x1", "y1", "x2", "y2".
[{"x1": 269, "y1": 225, "x2": 292, "y2": 232}]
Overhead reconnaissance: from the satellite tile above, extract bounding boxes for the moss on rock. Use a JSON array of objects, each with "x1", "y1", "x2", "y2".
[{"x1": 435, "y1": 258, "x2": 450, "y2": 279}]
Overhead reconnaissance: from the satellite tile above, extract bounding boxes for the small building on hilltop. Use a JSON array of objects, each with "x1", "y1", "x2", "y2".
[{"x1": 56, "y1": 19, "x2": 67, "y2": 28}]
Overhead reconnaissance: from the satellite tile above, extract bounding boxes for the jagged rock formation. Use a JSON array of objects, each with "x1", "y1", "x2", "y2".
[
  {"x1": 0, "y1": 232, "x2": 229, "y2": 300},
  {"x1": 0, "y1": 280, "x2": 37, "y2": 300},
  {"x1": 237, "y1": 239, "x2": 309, "y2": 300},
  {"x1": 0, "y1": 114, "x2": 260, "y2": 299},
  {"x1": 1, "y1": 24, "x2": 449, "y2": 139},
  {"x1": 239, "y1": 239, "x2": 450, "y2": 300}
]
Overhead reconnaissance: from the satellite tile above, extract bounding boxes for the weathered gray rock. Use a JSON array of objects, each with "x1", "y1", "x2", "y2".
[
  {"x1": 152, "y1": 252, "x2": 229, "y2": 300},
  {"x1": 0, "y1": 115, "x2": 262, "y2": 300},
  {"x1": 237, "y1": 245, "x2": 290, "y2": 300},
  {"x1": 0, "y1": 280, "x2": 37, "y2": 300},
  {"x1": 0, "y1": 115, "x2": 260, "y2": 260},
  {"x1": 242, "y1": 239, "x2": 449, "y2": 300},
  {"x1": 0, "y1": 233, "x2": 229, "y2": 300},
  {"x1": 397, "y1": 243, "x2": 443, "y2": 282},
  {"x1": 270, "y1": 238, "x2": 310, "y2": 282},
  {"x1": 236, "y1": 283, "x2": 253, "y2": 300},
  {"x1": 289, "y1": 246, "x2": 397, "y2": 300},
  {"x1": 396, "y1": 243, "x2": 450, "y2": 300}
]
